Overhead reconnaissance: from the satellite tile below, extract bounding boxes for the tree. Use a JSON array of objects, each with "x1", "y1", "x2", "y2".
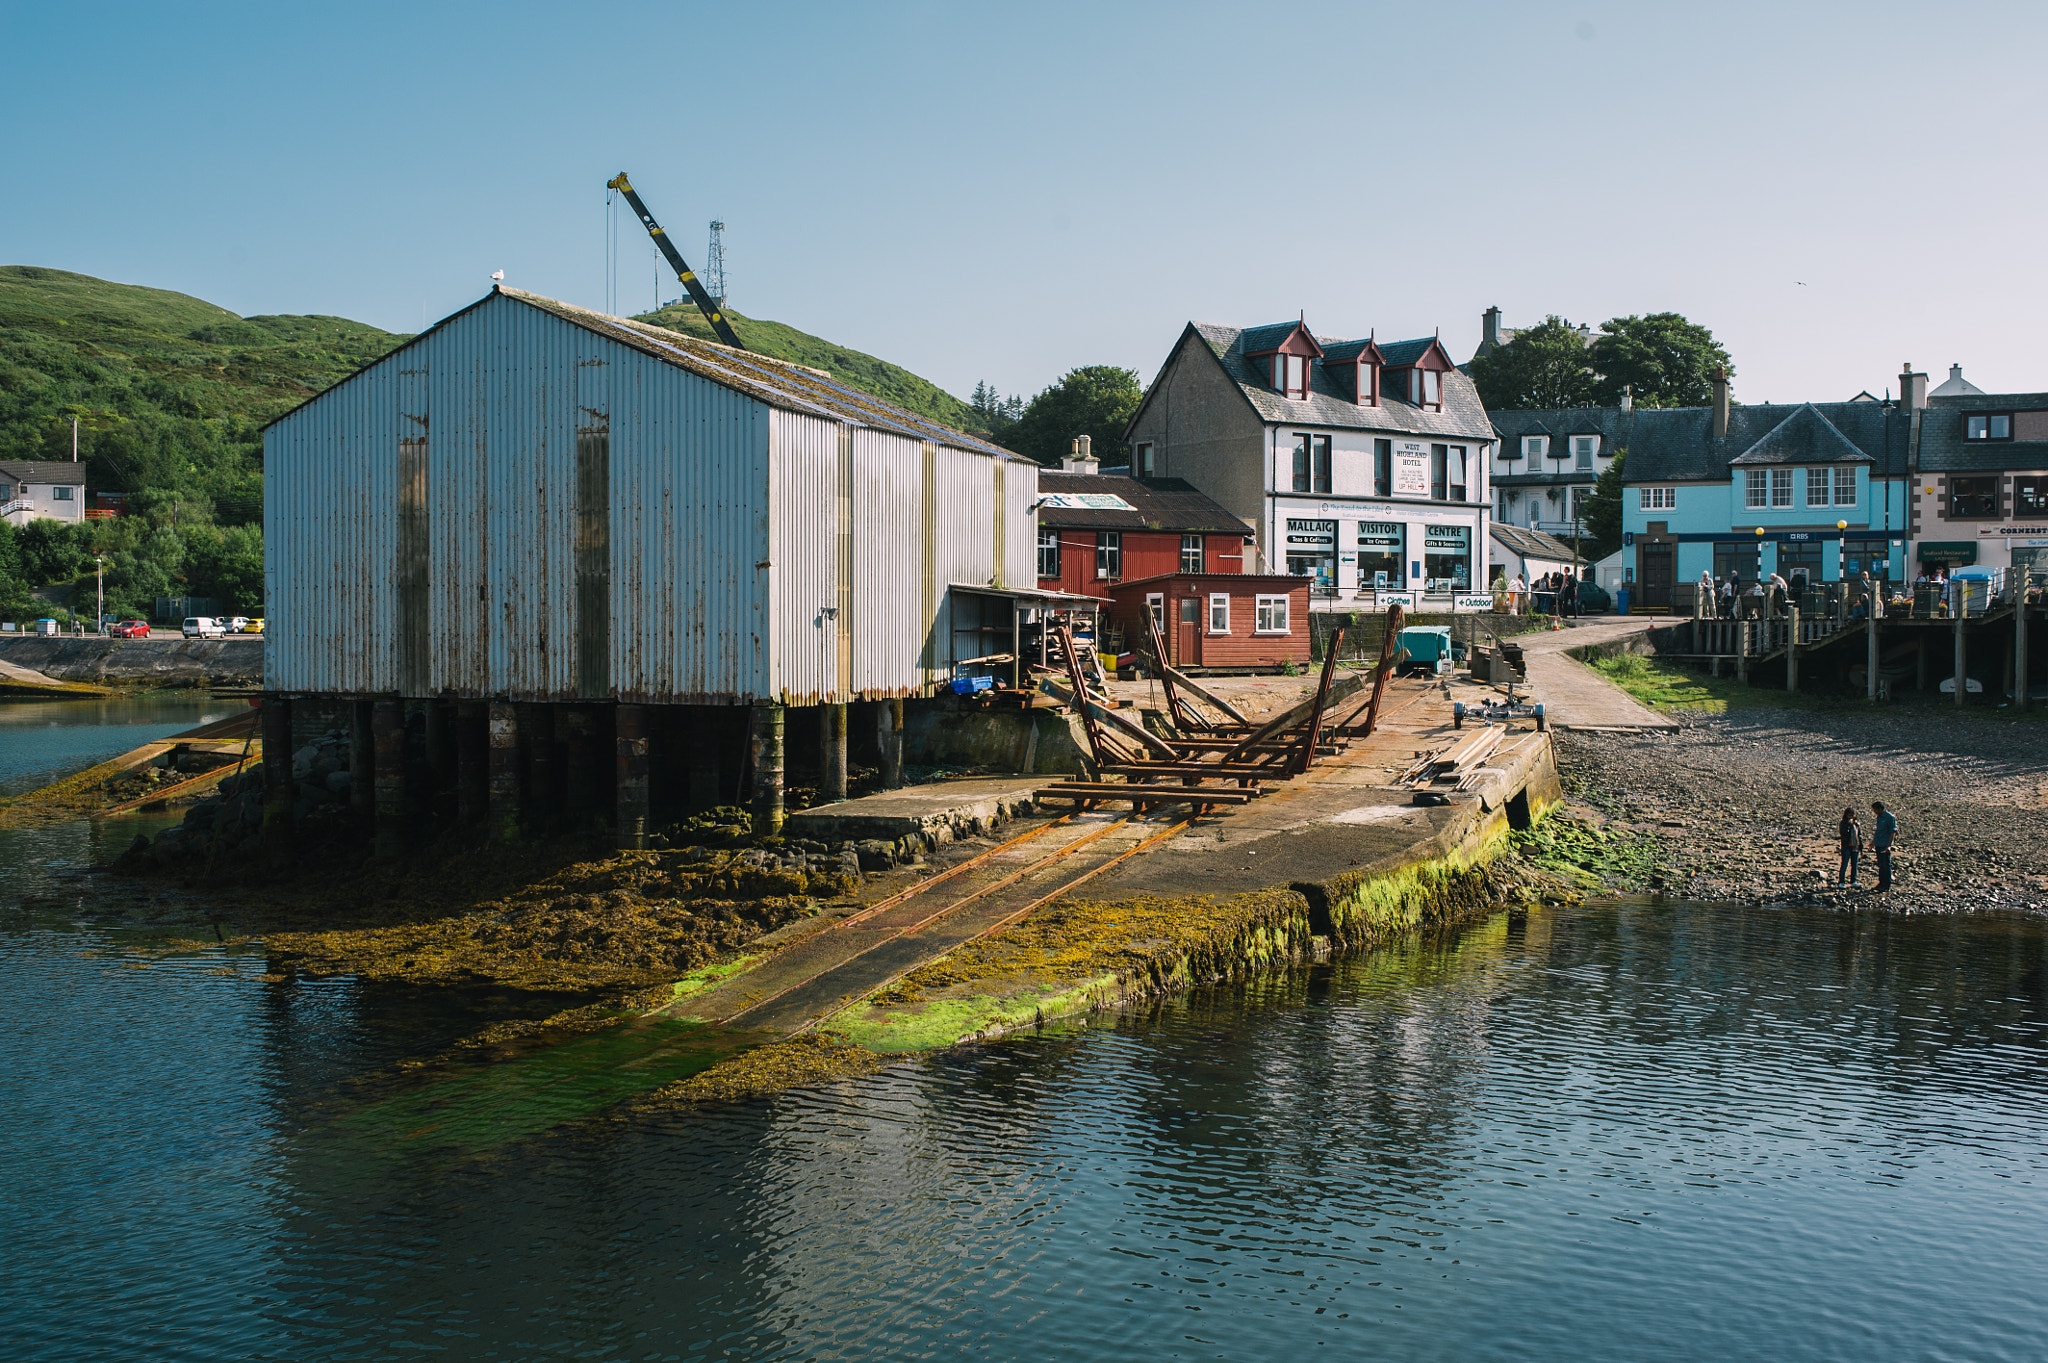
[
  {"x1": 967, "y1": 380, "x2": 1023, "y2": 438},
  {"x1": 1467, "y1": 316, "x2": 1598, "y2": 411},
  {"x1": 1589, "y1": 313, "x2": 1732, "y2": 408},
  {"x1": 999, "y1": 365, "x2": 1145, "y2": 467},
  {"x1": 1579, "y1": 448, "x2": 1627, "y2": 559}
]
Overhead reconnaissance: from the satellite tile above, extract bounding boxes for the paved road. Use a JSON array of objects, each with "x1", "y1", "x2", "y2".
[{"x1": 1514, "y1": 617, "x2": 1680, "y2": 732}]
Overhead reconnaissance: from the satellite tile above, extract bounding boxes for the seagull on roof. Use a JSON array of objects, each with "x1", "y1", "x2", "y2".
[{"x1": 491, "y1": 270, "x2": 505, "y2": 283}]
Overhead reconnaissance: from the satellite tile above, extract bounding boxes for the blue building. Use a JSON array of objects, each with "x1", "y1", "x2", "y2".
[{"x1": 1490, "y1": 372, "x2": 1911, "y2": 610}]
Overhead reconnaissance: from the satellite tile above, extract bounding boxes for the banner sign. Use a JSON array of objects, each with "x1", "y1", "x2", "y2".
[
  {"x1": 1375, "y1": 591, "x2": 1417, "y2": 608},
  {"x1": 1392, "y1": 441, "x2": 1431, "y2": 497}
]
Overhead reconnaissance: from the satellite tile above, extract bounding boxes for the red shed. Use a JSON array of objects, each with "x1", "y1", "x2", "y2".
[
  {"x1": 1035, "y1": 470, "x2": 1253, "y2": 600},
  {"x1": 1107, "y1": 573, "x2": 1311, "y2": 672}
]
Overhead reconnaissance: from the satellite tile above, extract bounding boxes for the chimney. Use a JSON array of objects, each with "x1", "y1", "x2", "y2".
[
  {"x1": 1620, "y1": 384, "x2": 1633, "y2": 412},
  {"x1": 1062, "y1": 435, "x2": 1099, "y2": 475},
  {"x1": 1901, "y1": 363, "x2": 1928, "y2": 410},
  {"x1": 1711, "y1": 368, "x2": 1729, "y2": 438},
  {"x1": 1482, "y1": 306, "x2": 1502, "y2": 349}
]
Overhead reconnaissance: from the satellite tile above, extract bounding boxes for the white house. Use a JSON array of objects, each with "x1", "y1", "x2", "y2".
[
  {"x1": 1123, "y1": 320, "x2": 1494, "y2": 609},
  {"x1": 1, "y1": 460, "x2": 87, "y2": 527}
]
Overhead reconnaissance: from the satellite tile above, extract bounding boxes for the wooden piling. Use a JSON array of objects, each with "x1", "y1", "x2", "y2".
[
  {"x1": 563, "y1": 706, "x2": 598, "y2": 815},
  {"x1": 821, "y1": 702, "x2": 848, "y2": 803},
  {"x1": 349, "y1": 699, "x2": 374, "y2": 820},
  {"x1": 372, "y1": 698, "x2": 405, "y2": 859},
  {"x1": 879, "y1": 698, "x2": 905, "y2": 788},
  {"x1": 616, "y1": 703, "x2": 650, "y2": 849},
  {"x1": 1955, "y1": 610, "x2": 1968, "y2": 708},
  {"x1": 2018, "y1": 571, "x2": 2031, "y2": 712},
  {"x1": 1786, "y1": 605, "x2": 1800, "y2": 692},
  {"x1": 260, "y1": 695, "x2": 295, "y2": 863},
  {"x1": 687, "y1": 708, "x2": 723, "y2": 811},
  {"x1": 520, "y1": 702, "x2": 557, "y2": 830},
  {"x1": 488, "y1": 701, "x2": 521, "y2": 840},
  {"x1": 457, "y1": 700, "x2": 488, "y2": 823},
  {"x1": 425, "y1": 699, "x2": 457, "y2": 823},
  {"x1": 1866, "y1": 612, "x2": 1880, "y2": 701},
  {"x1": 749, "y1": 702, "x2": 785, "y2": 837}
]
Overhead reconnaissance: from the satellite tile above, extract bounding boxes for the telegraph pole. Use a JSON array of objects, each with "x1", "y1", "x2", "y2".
[{"x1": 95, "y1": 556, "x2": 104, "y2": 632}]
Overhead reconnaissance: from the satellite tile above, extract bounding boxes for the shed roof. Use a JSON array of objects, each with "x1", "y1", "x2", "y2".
[
  {"x1": 1172, "y1": 323, "x2": 1494, "y2": 441},
  {"x1": 1035, "y1": 472, "x2": 1250, "y2": 533},
  {"x1": 268, "y1": 287, "x2": 1026, "y2": 461},
  {"x1": 1489, "y1": 522, "x2": 1576, "y2": 561},
  {"x1": 0, "y1": 460, "x2": 87, "y2": 484}
]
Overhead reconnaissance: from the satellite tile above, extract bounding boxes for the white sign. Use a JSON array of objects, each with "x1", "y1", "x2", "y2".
[
  {"x1": 1452, "y1": 593, "x2": 1494, "y2": 613},
  {"x1": 1375, "y1": 591, "x2": 1417, "y2": 608},
  {"x1": 1392, "y1": 441, "x2": 1431, "y2": 498},
  {"x1": 1040, "y1": 492, "x2": 1134, "y2": 511}
]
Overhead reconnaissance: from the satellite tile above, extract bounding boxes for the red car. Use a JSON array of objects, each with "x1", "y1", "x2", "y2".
[{"x1": 108, "y1": 620, "x2": 150, "y2": 639}]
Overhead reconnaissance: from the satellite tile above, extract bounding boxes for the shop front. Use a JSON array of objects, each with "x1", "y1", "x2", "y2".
[
  {"x1": 1422, "y1": 523, "x2": 1473, "y2": 594},
  {"x1": 1354, "y1": 521, "x2": 1405, "y2": 594},
  {"x1": 1284, "y1": 518, "x2": 1337, "y2": 596}
]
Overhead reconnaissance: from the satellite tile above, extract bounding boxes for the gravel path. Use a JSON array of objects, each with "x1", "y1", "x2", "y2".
[{"x1": 1554, "y1": 703, "x2": 2048, "y2": 914}]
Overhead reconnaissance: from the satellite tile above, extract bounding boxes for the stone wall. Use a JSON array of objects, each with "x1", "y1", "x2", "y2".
[{"x1": 0, "y1": 637, "x2": 262, "y2": 686}]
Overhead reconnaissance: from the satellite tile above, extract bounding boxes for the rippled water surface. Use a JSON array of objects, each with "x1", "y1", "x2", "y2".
[
  {"x1": 0, "y1": 692, "x2": 238, "y2": 794},
  {"x1": 3, "y1": 715, "x2": 2045, "y2": 1361}
]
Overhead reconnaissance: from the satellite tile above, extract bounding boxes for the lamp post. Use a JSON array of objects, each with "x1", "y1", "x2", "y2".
[{"x1": 94, "y1": 556, "x2": 104, "y2": 634}]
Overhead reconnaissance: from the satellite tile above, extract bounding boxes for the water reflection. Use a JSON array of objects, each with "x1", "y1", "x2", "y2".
[
  {"x1": 0, "y1": 692, "x2": 237, "y2": 795},
  {"x1": 4, "y1": 895, "x2": 2046, "y2": 1361}
]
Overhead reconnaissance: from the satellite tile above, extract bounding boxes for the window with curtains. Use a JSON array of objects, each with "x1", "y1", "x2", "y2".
[
  {"x1": 1291, "y1": 433, "x2": 1311, "y2": 492},
  {"x1": 1446, "y1": 445, "x2": 1467, "y2": 501},
  {"x1": 1374, "y1": 439, "x2": 1392, "y2": 496},
  {"x1": 1273, "y1": 354, "x2": 1309, "y2": 398}
]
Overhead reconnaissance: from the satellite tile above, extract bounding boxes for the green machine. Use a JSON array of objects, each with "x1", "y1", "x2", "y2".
[{"x1": 1398, "y1": 625, "x2": 1455, "y2": 674}]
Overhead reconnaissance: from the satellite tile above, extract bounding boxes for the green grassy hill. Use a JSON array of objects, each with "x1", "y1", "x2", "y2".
[{"x1": 637, "y1": 301, "x2": 980, "y2": 431}]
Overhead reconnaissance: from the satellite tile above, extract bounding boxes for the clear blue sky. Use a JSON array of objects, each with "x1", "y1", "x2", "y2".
[{"x1": 4, "y1": 0, "x2": 2043, "y2": 406}]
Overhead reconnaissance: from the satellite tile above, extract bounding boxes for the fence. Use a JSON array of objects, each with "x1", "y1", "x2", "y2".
[
  {"x1": 1309, "y1": 610, "x2": 1554, "y2": 661},
  {"x1": 155, "y1": 596, "x2": 220, "y2": 621}
]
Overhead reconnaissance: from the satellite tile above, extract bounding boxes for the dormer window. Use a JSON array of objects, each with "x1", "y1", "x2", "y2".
[
  {"x1": 1408, "y1": 368, "x2": 1441, "y2": 410},
  {"x1": 1522, "y1": 436, "x2": 1548, "y2": 460},
  {"x1": 1272, "y1": 354, "x2": 1309, "y2": 399},
  {"x1": 1357, "y1": 361, "x2": 1378, "y2": 407},
  {"x1": 1966, "y1": 413, "x2": 2012, "y2": 441}
]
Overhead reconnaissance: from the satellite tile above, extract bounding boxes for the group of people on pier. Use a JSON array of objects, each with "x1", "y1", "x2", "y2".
[{"x1": 1694, "y1": 569, "x2": 1889, "y2": 622}]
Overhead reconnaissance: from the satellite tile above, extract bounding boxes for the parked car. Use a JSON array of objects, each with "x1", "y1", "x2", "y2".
[
  {"x1": 109, "y1": 620, "x2": 150, "y2": 639},
  {"x1": 182, "y1": 617, "x2": 228, "y2": 638},
  {"x1": 34, "y1": 618, "x2": 59, "y2": 636},
  {"x1": 223, "y1": 616, "x2": 250, "y2": 634},
  {"x1": 243, "y1": 618, "x2": 265, "y2": 634},
  {"x1": 1576, "y1": 580, "x2": 1614, "y2": 614}
]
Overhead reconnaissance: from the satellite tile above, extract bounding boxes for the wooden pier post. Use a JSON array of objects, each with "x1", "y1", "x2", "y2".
[
  {"x1": 563, "y1": 706, "x2": 597, "y2": 816},
  {"x1": 749, "y1": 702, "x2": 785, "y2": 837},
  {"x1": 488, "y1": 701, "x2": 521, "y2": 840},
  {"x1": 687, "y1": 709, "x2": 722, "y2": 811},
  {"x1": 1916, "y1": 634, "x2": 1927, "y2": 691},
  {"x1": 820, "y1": 702, "x2": 848, "y2": 803},
  {"x1": 2017, "y1": 570, "x2": 2031, "y2": 712},
  {"x1": 615, "y1": 703, "x2": 649, "y2": 849},
  {"x1": 349, "y1": 699, "x2": 374, "y2": 820},
  {"x1": 425, "y1": 699, "x2": 457, "y2": 823},
  {"x1": 260, "y1": 695, "x2": 295, "y2": 863},
  {"x1": 520, "y1": 702, "x2": 557, "y2": 830},
  {"x1": 1954, "y1": 610, "x2": 1968, "y2": 708},
  {"x1": 1736, "y1": 620, "x2": 1748, "y2": 685},
  {"x1": 457, "y1": 701, "x2": 488, "y2": 823},
  {"x1": 1866, "y1": 612, "x2": 1880, "y2": 701},
  {"x1": 878, "y1": 698, "x2": 905, "y2": 788},
  {"x1": 1786, "y1": 605, "x2": 1801, "y2": 692},
  {"x1": 372, "y1": 699, "x2": 406, "y2": 859}
]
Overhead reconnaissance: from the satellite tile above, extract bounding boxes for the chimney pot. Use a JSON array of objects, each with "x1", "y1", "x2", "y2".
[
  {"x1": 1482, "y1": 306, "x2": 1501, "y2": 347},
  {"x1": 1711, "y1": 368, "x2": 1730, "y2": 439}
]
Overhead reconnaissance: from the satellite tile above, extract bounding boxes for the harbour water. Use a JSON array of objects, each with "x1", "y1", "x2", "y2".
[{"x1": 4, "y1": 711, "x2": 2046, "y2": 1361}]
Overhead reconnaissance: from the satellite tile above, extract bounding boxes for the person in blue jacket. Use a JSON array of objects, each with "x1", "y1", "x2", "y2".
[{"x1": 1870, "y1": 801, "x2": 1897, "y2": 891}]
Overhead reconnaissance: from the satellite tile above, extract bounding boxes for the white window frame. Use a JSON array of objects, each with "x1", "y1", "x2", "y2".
[
  {"x1": 1523, "y1": 435, "x2": 1548, "y2": 460},
  {"x1": 1771, "y1": 469, "x2": 1793, "y2": 508},
  {"x1": 1208, "y1": 593, "x2": 1230, "y2": 634},
  {"x1": 1806, "y1": 468, "x2": 1831, "y2": 507},
  {"x1": 1834, "y1": 467, "x2": 1857, "y2": 506},
  {"x1": 1573, "y1": 436, "x2": 1595, "y2": 470},
  {"x1": 1036, "y1": 527, "x2": 1060, "y2": 579},
  {"x1": 1145, "y1": 592, "x2": 1164, "y2": 629},
  {"x1": 1095, "y1": 530, "x2": 1121, "y2": 580},
  {"x1": 1180, "y1": 534, "x2": 1203, "y2": 574},
  {"x1": 1254, "y1": 594, "x2": 1290, "y2": 635},
  {"x1": 1638, "y1": 486, "x2": 1675, "y2": 511},
  {"x1": 1745, "y1": 470, "x2": 1769, "y2": 508},
  {"x1": 51, "y1": 485, "x2": 74, "y2": 501}
]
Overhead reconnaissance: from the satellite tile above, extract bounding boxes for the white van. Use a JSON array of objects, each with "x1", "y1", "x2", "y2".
[{"x1": 182, "y1": 617, "x2": 228, "y2": 638}]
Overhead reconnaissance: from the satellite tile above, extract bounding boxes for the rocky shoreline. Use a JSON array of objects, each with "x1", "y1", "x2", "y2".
[{"x1": 1555, "y1": 703, "x2": 2048, "y2": 915}]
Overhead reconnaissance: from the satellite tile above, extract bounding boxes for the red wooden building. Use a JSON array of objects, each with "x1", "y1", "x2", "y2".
[
  {"x1": 1106, "y1": 573, "x2": 1311, "y2": 670},
  {"x1": 1035, "y1": 470, "x2": 1253, "y2": 599}
]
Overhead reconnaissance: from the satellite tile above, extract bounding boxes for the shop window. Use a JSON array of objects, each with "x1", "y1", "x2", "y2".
[
  {"x1": 2016, "y1": 477, "x2": 2048, "y2": 517},
  {"x1": 1095, "y1": 530, "x2": 1122, "y2": 580},
  {"x1": 1208, "y1": 594, "x2": 1230, "y2": 634},
  {"x1": 1356, "y1": 521, "x2": 1403, "y2": 591},
  {"x1": 1949, "y1": 477, "x2": 1999, "y2": 518},
  {"x1": 1965, "y1": 413, "x2": 2012, "y2": 441},
  {"x1": 1285, "y1": 518, "x2": 1336, "y2": 591},
  {"x1": 1373, "y1": 439, "x2": 1392, "y2": 497},
  {"x1": 1036, "y1": 527, "x2": 1060, "y2": 579},
  {"x1": 1255, "y1": 595, "x2": 1290, "y2": 634},
  {"x1": 1181, "y1": 534, "x2": 1204, "y2": 573},
  {"x1": 1712, "y1": 541, "x2": 1762, "y2": 582},
  {"x1": 1841, "y1": 538, "x2": 1892, "y2": 581},
  {"x1": 1422, "y1": 523, "x2": 1471, "y2": 590}
]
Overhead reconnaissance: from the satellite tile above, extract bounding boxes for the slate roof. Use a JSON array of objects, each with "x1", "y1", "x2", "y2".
[
  {"x1": 0, "y1": 460, "x2": 88, "y2": 484},
  {"x1": 1035, "y1": 472, "x2": 1250, "y2": 534},
  {"x1": 1239, "y1": 321, "x2": 1314, "y2": 354},
  {"x1": 1321, "y1": 337, "x2": 1382, "y2": 363},
  {"x1": 1489, "y1": 522, "x2": 1576, "y2": 562},
  {"x1": 1488, "y1": 402, "x2": 1909, "y2": 483},
  {"x1": 1919, "y1": 390, "x2": 2048, "y2": 473},
  {"x1": 1167, "y1": 323, "x2": 1494, "y2": 442},
  {"x1": 1374, "y1": 337, "x2": 1437, "y2": 367},
  {"x1": 268, "y1": 288, "x2": 1026, "y2": 462}
]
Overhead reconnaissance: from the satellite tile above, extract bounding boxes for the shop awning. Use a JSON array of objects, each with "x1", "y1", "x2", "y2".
[{"x1": 1916, "y1": 542, "x2": 1978, "y2": 564}]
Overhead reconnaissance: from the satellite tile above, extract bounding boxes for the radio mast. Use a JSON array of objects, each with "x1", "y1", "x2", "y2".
[{"x1": 705, "y1": 220, "x2": 728, "y2": 310}]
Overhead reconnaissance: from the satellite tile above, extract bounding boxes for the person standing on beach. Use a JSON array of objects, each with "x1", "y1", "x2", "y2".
[
  {"x1": 1838, "y1": 807, "x2": 1863, "y2": 886},
  {"x1": 1871, "y1": 801, "x2": 1897, "y2": 890}
]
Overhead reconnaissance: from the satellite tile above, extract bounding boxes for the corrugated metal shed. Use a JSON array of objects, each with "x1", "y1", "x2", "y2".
[{"x1": 265, "y1": 287, "x2": 1036, "y2": 704}]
